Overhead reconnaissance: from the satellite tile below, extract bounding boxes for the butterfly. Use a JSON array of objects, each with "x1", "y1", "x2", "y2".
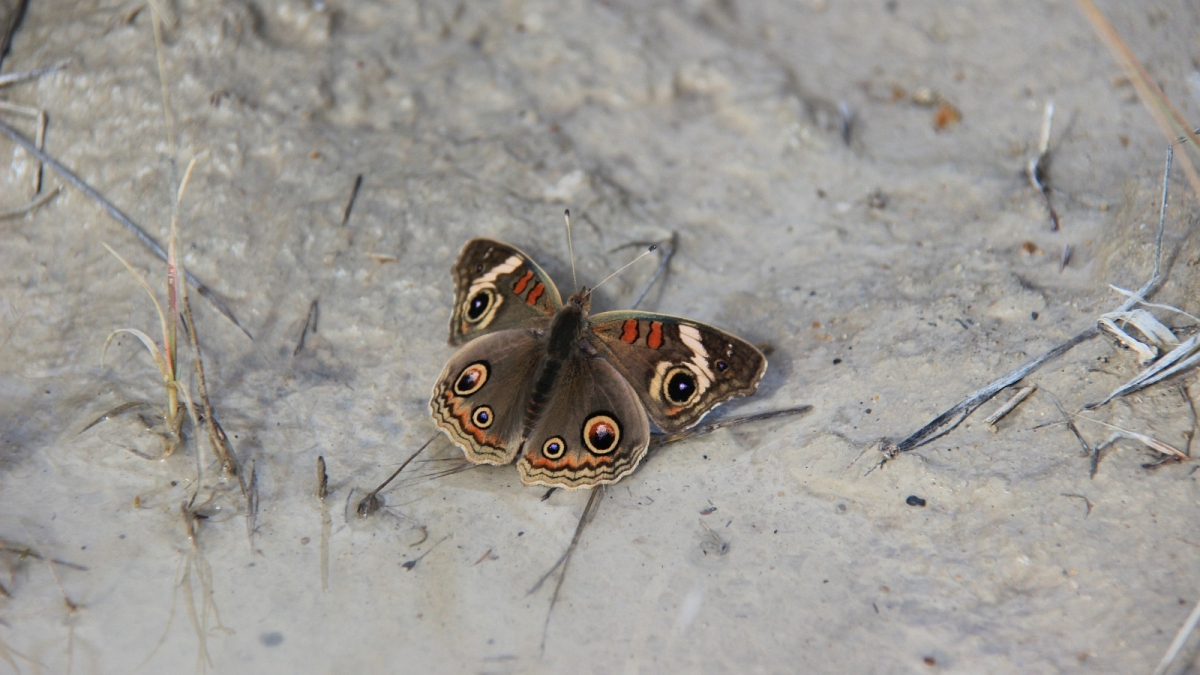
[{"x1": 430, "y1": 238, "x2": 767, "y2": 489}]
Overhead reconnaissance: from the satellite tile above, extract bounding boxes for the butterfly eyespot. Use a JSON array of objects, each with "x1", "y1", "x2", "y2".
[
  {"x1": 471, "y1": 406, "x2": 494, "y2": 428},
  {"x1": 581, "y1": 413, "x2": 620, "y2": 455},
  {"x1": 474, "y1": 264, "x2": 484, "y2": 272},
  {"x1": 542, "y1": 436, "x2": 567, "y2": 459},
  {"x1": 663, "y1": 367, "x2": 699, "y2": 405},
  {"x1": 464, "y1": 288, "x2": 495, "y2": 323},
  {"x1": 715, "y1": 360, "x2": 729, "y2": 373},
  {"x1": 453, "y1": 362, "x2": 490, "y2": 396}
]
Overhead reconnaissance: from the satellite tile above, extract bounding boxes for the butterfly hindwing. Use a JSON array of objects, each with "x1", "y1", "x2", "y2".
[
  {"x1": 587, "y1": 311, "x2": 767, "y2": 433},
  {"x1": 516, "y1": 354, "x2": 651, "y2": 489},
  {"x1": 430, "y1": 328, "x2": 544, "y2": 465},
  {"x1": 448, "y1": 238, "x2": 563, "y2": 346}
]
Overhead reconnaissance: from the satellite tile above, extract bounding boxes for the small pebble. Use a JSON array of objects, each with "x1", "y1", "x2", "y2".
[{"x1": 906, "y1": 495, "x2": 927, "y2": 507}]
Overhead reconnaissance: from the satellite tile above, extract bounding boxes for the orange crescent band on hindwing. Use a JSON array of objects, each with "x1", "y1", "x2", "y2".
[
  {"x1": 440, "y1": 390, "x2": 505, "y2": 449},
  {"x1": 524, "y1": 454, "x2": 618, "y2": 471}
]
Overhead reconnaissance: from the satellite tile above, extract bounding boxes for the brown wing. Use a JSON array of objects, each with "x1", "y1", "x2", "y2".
[
  {"x1": 430, "y1": 329, "x2": 544, "y2": 465},
  {"x1": 586, "y1": 311, "x2": 766, "y2": 433},
  {"x1": 516, "y1": 355, "x2": 651, "y2": 489},
  {"x1": 448, "y1": 239, "x2": 563, "y2": 346}
]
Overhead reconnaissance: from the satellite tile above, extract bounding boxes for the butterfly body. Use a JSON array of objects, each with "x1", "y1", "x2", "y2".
[{"x1": 431, "y1": 238, "x2": 767, "y2": 489}]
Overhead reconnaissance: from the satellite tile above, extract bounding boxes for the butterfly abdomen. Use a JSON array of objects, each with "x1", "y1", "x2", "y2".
[
  {"x1": 522, "y1": 302, "x2": 587, "y2": 438},
  {"x1": 523, "y1": 358, "x2": 561, "y2": 436}
]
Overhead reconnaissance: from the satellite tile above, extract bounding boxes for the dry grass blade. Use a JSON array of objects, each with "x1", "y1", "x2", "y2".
[
  {"x1": 79, "y1": 401, "x2": 152, "y2": 434},
  {"x1": 293, "y1": 299, "x2": 318, "y2": 356},
  {"x1": 341, "y1": 174, "x2": 363, "y2": 226},
  {"x1": 102, "y1": 243, "x2": 174, "y2": 370},
  {"x1": 1152, "y1": 596, "x2": 1200, "y2": 675},
  {"x1": 101, "y1": 239, "x2": 185, "y2": 456},
  {"x1": 317, "y1": 456, "x2": 331, "y2": 591},
  {"x1": 0, "y1": 542, "x2": 88, "y2": 572},
  {"x1": 316, "y1": 456, "x2": 328, "y2": 500},
  {"x1": 1109, "y1": 287, "x2": 1200, "y2": 324},
  {"x1": 653, "y1": 405, "x2": 813, "y2": 447},
  {"x1": 1074, "y1": 0, "x2": 1200, "y2": 194},
  {"x1": 1101, "y1": 309, "x2": 1180, "y2": 346},
  {"x1": 102, "y1": 329, "x2": 169, "y2": 384},
  {"x1": 1027, "y1": 102, "x2": 1060, "y2": 230},
  {"x1": 1076, "y1": 414, "x2": 1187, "y2": 463},
  {"x1": 1088, "y1": 334, "x2": 1200, "y2": 409},
  {"x1": 148, "y1": 1, "x2": 175, "y2": 160},
  {"x1": 1098, "y1": 317, "x2": 1159, "y2": 365},
  {"x1": 0, "y1": 62, "x2": 67, "y2": 88},
  {"x1": 1109, "y1": 430, "x2": 1187, "y2": 461}
]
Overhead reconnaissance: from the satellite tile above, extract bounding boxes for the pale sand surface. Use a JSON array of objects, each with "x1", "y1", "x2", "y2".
[{"x1": 2, "y1": 0, "x2": 1200, "y2": 673}]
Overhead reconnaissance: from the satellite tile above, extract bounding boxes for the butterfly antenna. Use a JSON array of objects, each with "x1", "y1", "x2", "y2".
[
  {"x1": 590, "y1": 245, "x2": 657, "y2": 294},
  {"x1": 564, "y1": 209, "x2": 578, "y2": 290}
]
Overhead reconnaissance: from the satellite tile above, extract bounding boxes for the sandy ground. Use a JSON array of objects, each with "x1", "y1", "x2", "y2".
[{"x1": 2, "y1": 0, "x2": 1200, "y2": 672}]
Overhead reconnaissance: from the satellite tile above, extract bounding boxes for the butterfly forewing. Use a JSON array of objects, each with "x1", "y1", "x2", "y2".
[
  {"x1": 587, "y1": 311, "x2": 767, "y2": 433},
  {"x1": 448, "y1": 239, "x2": 563, "y2": 346}
]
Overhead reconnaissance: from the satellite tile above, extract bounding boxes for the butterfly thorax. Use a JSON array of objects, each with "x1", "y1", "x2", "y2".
[{"x1": 547, "y1": 291, "x2": 592, "y2": 357}]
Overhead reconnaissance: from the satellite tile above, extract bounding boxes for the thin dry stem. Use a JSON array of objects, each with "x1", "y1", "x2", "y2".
[
  {"x1": 0, "y1": 185, "x2": 59, "y2": 220},
  {"x1": 149, "y1": 2, "x2": 176, "y2": 160},
  {"x1": 1074, "y1": 0, "x2": 1200, "y2": 193},
  {"x1": 1152, "y1": 596, "x2": 1200, "y2": 675},
  {"x1": 984, "y1": 385, "x2": 1036, "y2": 427},
  {"x1": 532, "y1": 486, "x2": 604, "y2": 655}
]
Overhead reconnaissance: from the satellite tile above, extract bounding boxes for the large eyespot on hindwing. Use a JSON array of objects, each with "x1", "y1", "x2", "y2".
[
  {"x1": 453, "y1": 361, "x2": 490, "y2": 396},
  {"x1": 581, "y1": 413, "x2": 621, "y2": 455},
  {"x1": 542, "y1": 436, "x2": 567, "y2": 459},
  {"x1": 661, "y1": 366, "x2": 700, "y2": 406},
  {"x1": 472, "y1": 405, "x2": 495, "y2": 428}
]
